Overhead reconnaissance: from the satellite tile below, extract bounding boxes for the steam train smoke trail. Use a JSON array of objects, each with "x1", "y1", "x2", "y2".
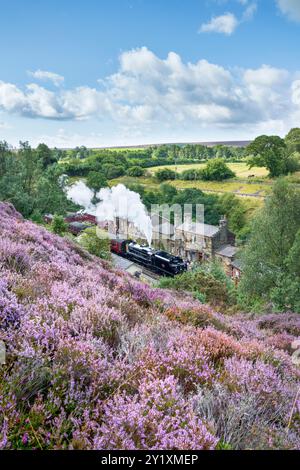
[
  {"x1": 66, "y1": 181, "x2": 95, "y2": 214},
  {"x1": 96, "y1": 185, "x2": 153, "y2": 246},
  {"x1": 66, "y1": 181, "x2": 153, "y2": 246}
]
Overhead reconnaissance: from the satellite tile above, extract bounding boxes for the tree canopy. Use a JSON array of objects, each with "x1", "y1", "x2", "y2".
[
  {"x1": 78, "y1": 226, "x2": 111, "y2": 260},
  {"x1": 201, "y1": 158, "x2": 236, "y2": 181},
  {"x1": 86, "y1": 171, "x2": 108, "y2": 192},
  {"x1": 246, "y1": 135, "x2": 299, "y2": 177},
  {"x1": 285, "y1": 128, "x2": 300, "y2": 154},
  {"x1": 155, "y1": 168, "x2": 177, "y2": 182},
  {"x1": 240, "y1": 179, "x2": 300, "y2": 311},
  {"x1": 127, "y1": 166, "x2": 145, "y2": 177},
  {"x1": 0, "y1": 141, "x2": 75, "y2": 219}
]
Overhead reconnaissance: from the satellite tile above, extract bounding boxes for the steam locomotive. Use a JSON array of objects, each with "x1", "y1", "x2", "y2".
[{"x1": 111, "y1": 238, "x2": 187, "y2": 277}]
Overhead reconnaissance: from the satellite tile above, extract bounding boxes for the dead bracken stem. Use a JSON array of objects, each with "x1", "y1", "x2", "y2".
[
  {"x1": 28, "y1": 417, "x2": 43, "y2": 450},
  {"x1": 286, "y1": 385, "x2": 300, "y2": 434},
  {"x1": 100, "y1": 369, "x2": 141, "y2": 406}
]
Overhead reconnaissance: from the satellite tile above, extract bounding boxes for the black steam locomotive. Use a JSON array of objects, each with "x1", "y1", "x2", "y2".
[{"x1": 111, "y1": 239, "x2": 187, "y2": 277}]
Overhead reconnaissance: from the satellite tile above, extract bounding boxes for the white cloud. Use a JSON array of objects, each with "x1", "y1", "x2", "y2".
[
  {"x1": 0, "y1": 121, "x2": 10, "y2": 129},
  {"x1": 0, "y1": 81, "x2": 62, "y2": 119},
  {"x1": 34, "y1": 128, "x2": 105, "y2": 149},
  {"x1": 243, "y1": 65, "x2": 290, "y2": 120},
  {"x1": 242, "y1": 2, "x2": 257, "y2": 21},
  {"x1": 244, "y1": 64, "x2": 289, "y2": 87},
  {"x1": 291, "y1": 80, "x2": 300, "y2": 105},
  {"x1": 61, "y1": 87, "x2": 110, "y2": 120},
  {"x1": 104, "y1": 48, "x2": 295, "y2": 128},
  {"x1": 0, "y1": 82, "x2": 27, "y2": 113},
  {"x1": 199, "y1": 13, "x2": 239, "y2": 35},
  {"x1": 0, "y1": 47, "x2": 299, "y2": 139},
  {"x1": 28, "y1": 70, "x2": 65, "y2": 87},
  {"x1": 199, "y1": 2, "x2": 257, "y2": 35},
  {"x1": 276, "y1": 0, "x2": 300, "y2": 21},
  {"x1": 0, "y1": 81, "x2": 109, "y2": 120}
]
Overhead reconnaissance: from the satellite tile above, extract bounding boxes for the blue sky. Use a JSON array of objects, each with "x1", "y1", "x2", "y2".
[{"x1": 0, "y1": 0, "x2": 300, "y2": 147}]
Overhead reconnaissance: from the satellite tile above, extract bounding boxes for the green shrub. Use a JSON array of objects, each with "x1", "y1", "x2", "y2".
[
  {"x1": 155, "y1": 168, "x2": 177, "y2": 182},
  {"x1": 86, "y1": 171, "x2": 108, "y2": 191},
  {"x1": 51, "y1": 214, "x2": 67, "y2": 236},
  {"x1": 77, "y1": 227, "x2": 111, "y2": 260},
  {"x1": 159, "y1": 262, "x2": 236, "y2": 307},
  {"x1": 103, "y1": 164, "x2": 126, "y2": 180},
  {"x1": 201, "y1": 159, "x2": 236, "y2": 181},
  {"x1": 127, "y1": 166, "x2": 145, "y2": 177}
]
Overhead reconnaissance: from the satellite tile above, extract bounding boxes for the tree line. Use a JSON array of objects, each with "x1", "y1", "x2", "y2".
[
  {"x1": 155, "y1": 159, "x2": 236, "y2": 182},
  {"x1": 61, "y1": 128, "x2": 300, "y2": 185},
  {"x1": 0, "y1": 141, "x2": 76, "y2": 220}
]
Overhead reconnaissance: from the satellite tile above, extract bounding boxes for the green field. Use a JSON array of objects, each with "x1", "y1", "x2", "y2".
[
  {"x1": 110, "y1": 176, "x2": 159, "y2": 190},
  {"x1": 148, "y1": 162, "x2": 269, "y2": 178},
  {"x1": 109, "y1": 174, "x2": 265, "y2": 221},
  {"x1": 110, "y1": 173, "x2": 272, "y2": 198},
  {"x1": 168, "y1": 179, "x2": 271, "y2": 197}
]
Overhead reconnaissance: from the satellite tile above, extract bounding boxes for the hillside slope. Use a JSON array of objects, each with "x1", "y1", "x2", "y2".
[{"x1": 0, "y1": 202, "x2": 299, "y2": 450}]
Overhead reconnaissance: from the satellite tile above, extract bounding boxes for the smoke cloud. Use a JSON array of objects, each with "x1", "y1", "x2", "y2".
[
  {"x1": 96, "y1": 185, "x2": 153, "y2": 246},
  {"x1": 66, "y1": 181, "x2": 152, "y2": 245},
  {"x1": 66, "y1": 181, "x2": 96, "y2": 214}
]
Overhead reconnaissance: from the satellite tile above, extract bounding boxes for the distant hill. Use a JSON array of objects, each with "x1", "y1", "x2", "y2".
[{"x1": 93, "y1": 140, "x2": 252, "y2": 150}]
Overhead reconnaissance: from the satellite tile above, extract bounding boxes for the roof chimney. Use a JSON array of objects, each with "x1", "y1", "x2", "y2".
[{"x1": 219, "y1": 215, "x2": 227, "y2": 229}]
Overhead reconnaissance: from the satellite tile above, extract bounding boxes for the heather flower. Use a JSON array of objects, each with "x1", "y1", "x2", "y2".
[
  {"x1": 265, "y1": 332, "x2": 298, "y2": 353},
  {"x1": 94, "y1": 375, "x2": 217, "y2": 450},
  {"x1": 222, "y1": 356, "x2": 297, "y2": 420},
  {"x1": 21, "y1": 433, "x2": 29, "y2": 445},
  {"x1": 0, "y1": 202, "x2": 299, "y2": 450},
  {"x1": 258, "y1": 313, "x2": 300, "y2": 337},
  {"x1": 0, "y1": 278, "x2": 23, "y2": 330},
  {"x1": 0, "y1": 239, "x2": 31, "y2": 274}
]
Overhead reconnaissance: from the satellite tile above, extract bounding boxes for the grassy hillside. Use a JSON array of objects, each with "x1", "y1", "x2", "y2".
[
  {"x1": 0, "y1": 202, "x2": 299, "y2": 450},
  {"x1": 148, "y1": 162, "x2": 269, "y2": 178},
  {"x1": 110, "y1": 174, "x2": 271, "y2": 199}
]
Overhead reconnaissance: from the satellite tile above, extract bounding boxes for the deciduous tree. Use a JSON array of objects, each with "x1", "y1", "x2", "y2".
[{"x1": 240, "y1": 180, "x2": 300, "y2": 311}]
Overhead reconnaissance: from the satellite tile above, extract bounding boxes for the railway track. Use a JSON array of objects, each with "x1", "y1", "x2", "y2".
[
  {"x1": 112, "y1": 253, "x2": 182, "y2": 282},
  {"x1": 111, "y1": 253, "x2": 162, "y2": 282},
  {"x1": 139, "y1": 266, "x2": 161, "y2": 281}
]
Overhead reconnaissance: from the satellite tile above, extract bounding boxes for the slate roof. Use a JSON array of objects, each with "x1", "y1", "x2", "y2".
[
  {"x1": 231, "y1": 259, "x2": 243, "y2": 270},
  {"x1": 215, "y1": 245, "x2": 238, "y2": 258}
]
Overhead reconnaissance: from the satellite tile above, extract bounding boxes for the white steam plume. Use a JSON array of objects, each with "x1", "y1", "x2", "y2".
[
  {"x1": 96, "y1": 185, "x2": 153, "y2": 246},
  {"x1": 66, "y1": 181, "x2": 152, "y2": 245},
  {"x1": 66, "y1": 181, "x2": 95, "y2": 214}
]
